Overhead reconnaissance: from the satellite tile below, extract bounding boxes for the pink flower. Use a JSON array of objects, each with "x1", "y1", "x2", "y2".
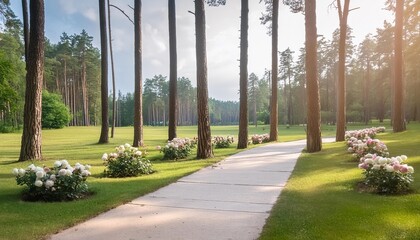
[{"x1": 400, "y1": 165, "x2": 408, "y2": 173}]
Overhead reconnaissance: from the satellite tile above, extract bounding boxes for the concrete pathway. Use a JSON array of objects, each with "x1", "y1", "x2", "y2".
[{"x1": 50, "y1": 139, "x2": 333, "y2": 240}]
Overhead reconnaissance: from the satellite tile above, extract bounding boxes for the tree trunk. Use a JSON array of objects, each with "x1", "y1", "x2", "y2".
[
  {"x1": 107, "y1": 0, "x2": 116, "y2": 137},
  {"x1": 364, "y1": 59, "x2": 370, "y2": 125},
  {"x1": 335, "y1": 0, "x2": 350, "y2": 141},
  {"x1": 98, "y1": 0, "x2": 109, "y2": 143},
  {"x1": 195, "y1": 0, "x2": 212, "y2": 159},
  {"x1": 19, "y1": 0, "x2": 44, "y2": 161},
  {"x1": 393, "y1": 0, "x2": 406, "y2": 132},
  {"x1": 168, "y1": 0, "x2": 177, "y2": 140},
  {"x1": 81, "y1": 61, "x2": 89, "y2": 126},
  {"x1": 133, "y1": 0, "x2": 144, "y2": 147},
  {"x1": 305, "y1": 0, "x2": 322, "y2": 152},
  {"x1": 269, "y1": 0, "x2": 279, "y2": 141},
  {"x1": 237, "y1": 0, "x2": 248, "y2": 149},
  {"x1": 22, "y1": 0, "x2": 29, "y2": 64}
]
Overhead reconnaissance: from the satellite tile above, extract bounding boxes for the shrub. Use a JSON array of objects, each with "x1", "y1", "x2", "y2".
[
  {"x1": 358, "y1": 154, "x2": 414, "y2": 194},
  {"x1": 159, "y1": 138, "x2": 197, "y2": 160},
  {"x1": 102, "y1": 143, "x2": 154, "y2": 177},
  {"x1": 13, "y1": 160, "x2": 91, "y2": 201},
  {"x1": 345, "y1": 127, "x2": 385, "y2": 140},
  {"x1": 42, "y1": 90, "x2": 71, "y2": 129},
  {"x1": 347, "y1": 137, "x2": 389, "y2": 160},
  {"x1": 251, "y1": 133, "x2": 270, "y2": 144},
  {"x1": 213, "y1": 136, "x2": 234, "y2": 148}
]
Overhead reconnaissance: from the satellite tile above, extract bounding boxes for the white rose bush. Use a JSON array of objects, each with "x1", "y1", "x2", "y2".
[
  {"x1": 212, "y1": 136, "x2": 235, "y2": 148},
  {"x1": 159, "y1": 138, "x2": 197, "y2": 160},
  {"x1": 13, "y1": 160, "x2": 91, "y2": 201},
  {"x1": 102, "y1": 143, "x2": 154, "y2": 177},
  {"x1": 345, "y1": 127, "x2": 414, "y2": 194}
]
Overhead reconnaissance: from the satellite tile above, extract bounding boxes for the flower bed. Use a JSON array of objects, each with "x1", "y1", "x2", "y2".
[
  {"x1": 347, "y1": 137, "x2": 389, "y2": 160},
  {"x1": 159, "y1": 137, "x2": 197, "y2": 160},
  {"x1": 102, "y1": 143, "x2": 154, "y2": 177},
  {"x1": 212, "y1": 136, "x2": 234, "y2": 148},
  {"x1": 13, "y1": 160, "x2": 91, "y2": 201}
]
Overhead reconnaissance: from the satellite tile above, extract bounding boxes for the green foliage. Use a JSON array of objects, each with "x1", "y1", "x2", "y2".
[
  {"x1": 42, "y1": 90, "x2": 71, "y2": 129},
  {"x1": 362, "y1": 166, "x2": 413, "y2": 194},
  {"x1": 103, "y1": 144, "x2": 154, "y2": 178},
  {"x1": 13, "y1": 161, "x2": 91, "y2": 201}
]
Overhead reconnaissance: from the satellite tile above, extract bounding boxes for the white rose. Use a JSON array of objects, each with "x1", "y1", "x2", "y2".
[
  {"x1": 378, "y1": 157, "x2": 387, "y2": 165},
  {"x1": 61, "y1": 160, "x2": 69, "y2": 166},
  {"x1": 50, "y1": 174, "x2": 56, "y2": 181},
  {"x1": 54, "y1": 161, "x2": 62, "y2": 168},
  {"x1": 364, "y1": 158, "x2": 374, "y2": 165},
  {"x1": 395, "y1": 156, "x2": 402, "y2": 163},
  {"x1": 407, "y1": 166, "x2": 414, "y2": 173},
  {"x1": 385, "y1": 165, "x2": 394, "y2": 172},
  {"x1": 401, "y1": 155, "x2": 408, "y2": 161},
  {"x1": 12, "y1": 168, "x2": 19, "y2": 176},
  {"x1": 135, "y1": 151, "x2": 142, "y2": 156},
  {"x1": 102, "y1": 153, "x2": 108, "y2": 161},
  {"x1": 18, "y1": 168, "x2": 26, "y2": 176},
  {"x1": 65, "y1": 170, "x2": 72, "y2": 176},
  {"x1": 58, "y1": 169, "x2": 67, "y2": 176},
  {"x1": 34, "y1": 180, "x2": 43, "y2": 187},
  {"x1": 45, "y1": 180, "x2": 54, "y2": 188},
  {"x1": 124, "y1": 143, "x2": 131, "y2": 148},
  {"x1": 27, "y1": 164, "x2": 35, "y2": 171},
  {"x1": 81, "y1": 170, "x2": 91, "y2": 177},
  {"x1": 36, "y1": 171, "x2": 45, "y2": 178}
]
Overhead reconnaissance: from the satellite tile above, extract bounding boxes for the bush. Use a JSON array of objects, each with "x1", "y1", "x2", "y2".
[
  {"x1": 347, "y1": 137, "x2": 389, "y2": 160},
  {"x1": 251, "y1": 133, "x2": 270, "y2": 144},
  {"x1": 213, "y1": 136, "x2": 234, "y2": 148},
  {"x1": 159, "y1": 138, "x2": 197, "y2": 160},
  {"x1": 358, "y1": 154, "x2": 414, "y2": 194},
  {"x1": 13, "y1": 160, "x2": 91, "y2": 201},
  {"x1": 42, "y1": 90, "x2": 71, "y2": 129},
  {"x1": 102, "y1": 143, "x2": 154, "y2": 177}
]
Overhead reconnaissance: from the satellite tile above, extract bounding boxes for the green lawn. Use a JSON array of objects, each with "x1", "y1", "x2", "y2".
[
  {"x1": 0, "y1": 124, "x2": 310, "y2": 240},
  {"x1": 260, "y1": 122, "x2": 420, "y2": 240}
]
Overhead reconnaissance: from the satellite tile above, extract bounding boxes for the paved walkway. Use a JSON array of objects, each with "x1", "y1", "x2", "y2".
[{"x1": 50, "y1": 139, "x2": 333, "y2": 240}]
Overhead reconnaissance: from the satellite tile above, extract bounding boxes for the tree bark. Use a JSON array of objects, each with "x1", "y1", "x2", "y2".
[
  {"x1": 269, "y1": 0, "x2": 279, "y2": 141},
  {"x1": 108, "y1": 0, "x2": 116, "y2": 137},
  {"x1": 393, "y1": 0, "x2": 406, "y2": 132},
  {"x1": 98, "y1": 0, "x2": 109, "y2": 143},
  {"x1": 335, "y1": 0, "x2": 350, "y2": 141},
  {"x1": 168, "y1": 0, "x2": 177, "y2": 140},
  {"x1": 237, "y1": 0, "x2": 249, "y2": 149},
  {"x1": 133, "y1": 0, "x2": 144, "y2": 147},
  {"x1": 305, "y1": 0, "x2": 322, "y2": 152},
  {"x1": 195, "y1": 0, "x2": 213, "y2": 159},
  {"x1": 19, "y1": 0, "x2": 44, "y2": 161},
  {"x1": 21, "y1": 0, "x2": 29, "y2": 63}
]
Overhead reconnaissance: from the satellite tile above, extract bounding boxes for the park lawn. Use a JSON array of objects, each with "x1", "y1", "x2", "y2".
[
  {"x1": 0, "y1": 124, "x2": 310, "y2": 240},
  {"x1": 260, "y1": 123, "x2": 420, "y2": 240}
]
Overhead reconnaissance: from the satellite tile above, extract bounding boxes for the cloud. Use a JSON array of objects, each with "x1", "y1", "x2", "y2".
[{"x1": 82, "y1": 8, "x2": 98, "y2": 22}]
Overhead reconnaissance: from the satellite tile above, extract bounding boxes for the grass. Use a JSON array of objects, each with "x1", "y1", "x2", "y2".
[
  {"x1": 0, "y1": 124, "x2": 312, "y2": 240},
  {"x1": 260, "y1": 122, "x2": 420, "y2": 240}
]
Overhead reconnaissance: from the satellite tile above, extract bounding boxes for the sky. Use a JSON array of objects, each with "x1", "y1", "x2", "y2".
[{"x1": 10, "y1": 0, "x2": 393, "y2": 101}]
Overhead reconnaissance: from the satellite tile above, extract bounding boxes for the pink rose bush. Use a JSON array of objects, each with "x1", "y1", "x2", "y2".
[
  {"x1": 251, "y1": 134, "x2": 270, "y2": 144},
  {"x1": 212, "y1": 136, "x2": 235, "y2": 148},
  {"x1": 13, "y1": 160, "x2": 91, "y2": 201},
  {"x1": 358, "y1": 154, "x2": 414, "y2": 194},
  {"x1": 345, "y1": 127, "x2": 414, "y2": 194},
  {"x1": 159, "y1": 137, "x2": 197, "y2": 160}
]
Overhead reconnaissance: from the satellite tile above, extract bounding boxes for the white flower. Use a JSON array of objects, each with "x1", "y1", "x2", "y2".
[
  {"x1": 407, "y1": 166, "x2": 414, "y2": 173},
  {"x1": 395, "y1": 156, "x2": 402, "y2": 163},
  {"x1": 135, "y1": 150, "x2": 142, "y2": 156},
  {"x1": 102, "y1": 153, "x2": 108, "y2": 161},
  {"x1": 124, "y1": 143, "x2": 131, "y2": 148},
  {"x1": 12, "y1": 168, "x2": 19, "y2": 176},
  {"x1": 401, "y1": 155, "x2": 408, "y2": 161},
  {"x1": 27, "y1": 164, "x2": 36, "y2": 171},
  {"x1": 85, "y1": 164, "x2": 91, "y2": 170},
  {"x1": 36, "y1": 171, "x2": 45, "y2": 178},
  {"x1": 35, "y1": 167, "x2": 43, "y2": 172},
  {"x1": 65, "y1": 169, "x2": 72, "y2": 176},
  {"x1": 34, "y1": 180, "x2": 43, "y2": 187},
  {"x1": 385, "y1": 165, "x2": 395, "y2": 172},
  {"x1": 50, "y1": 174, "x2": 56, "y2": 181},
  {"x1": 372, "y1": 164, "x2": 381, "y2": 170},
  {"x1": 378, "y1": 157, "x2": 387, "y2": 165},
  {"x1": 18, "y1": 168, "x2": 26, "y2": 176},
  {"x1": 61, "y1": 160, "x2": 69, "y2": 167},
  {"x1": 45, "y1": 180, "x2": 54, "y2": 188},
  {"x1": 364, "y1": 158, "x2": 374, "y2": 165},
  {"x1": 54, "y1": 161, "x2": 62, "y2": 168},
  {"x1": 81, "y1": 170, "x2": 91, "y2": 177},
  {"x1": 58, "y1": 169, "x2": 67, "y2": 176}
]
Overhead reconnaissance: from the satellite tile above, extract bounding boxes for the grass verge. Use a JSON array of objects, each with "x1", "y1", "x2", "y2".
[{"x1": 260, "y1": 123, "x2": 420, "y2": 240}]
